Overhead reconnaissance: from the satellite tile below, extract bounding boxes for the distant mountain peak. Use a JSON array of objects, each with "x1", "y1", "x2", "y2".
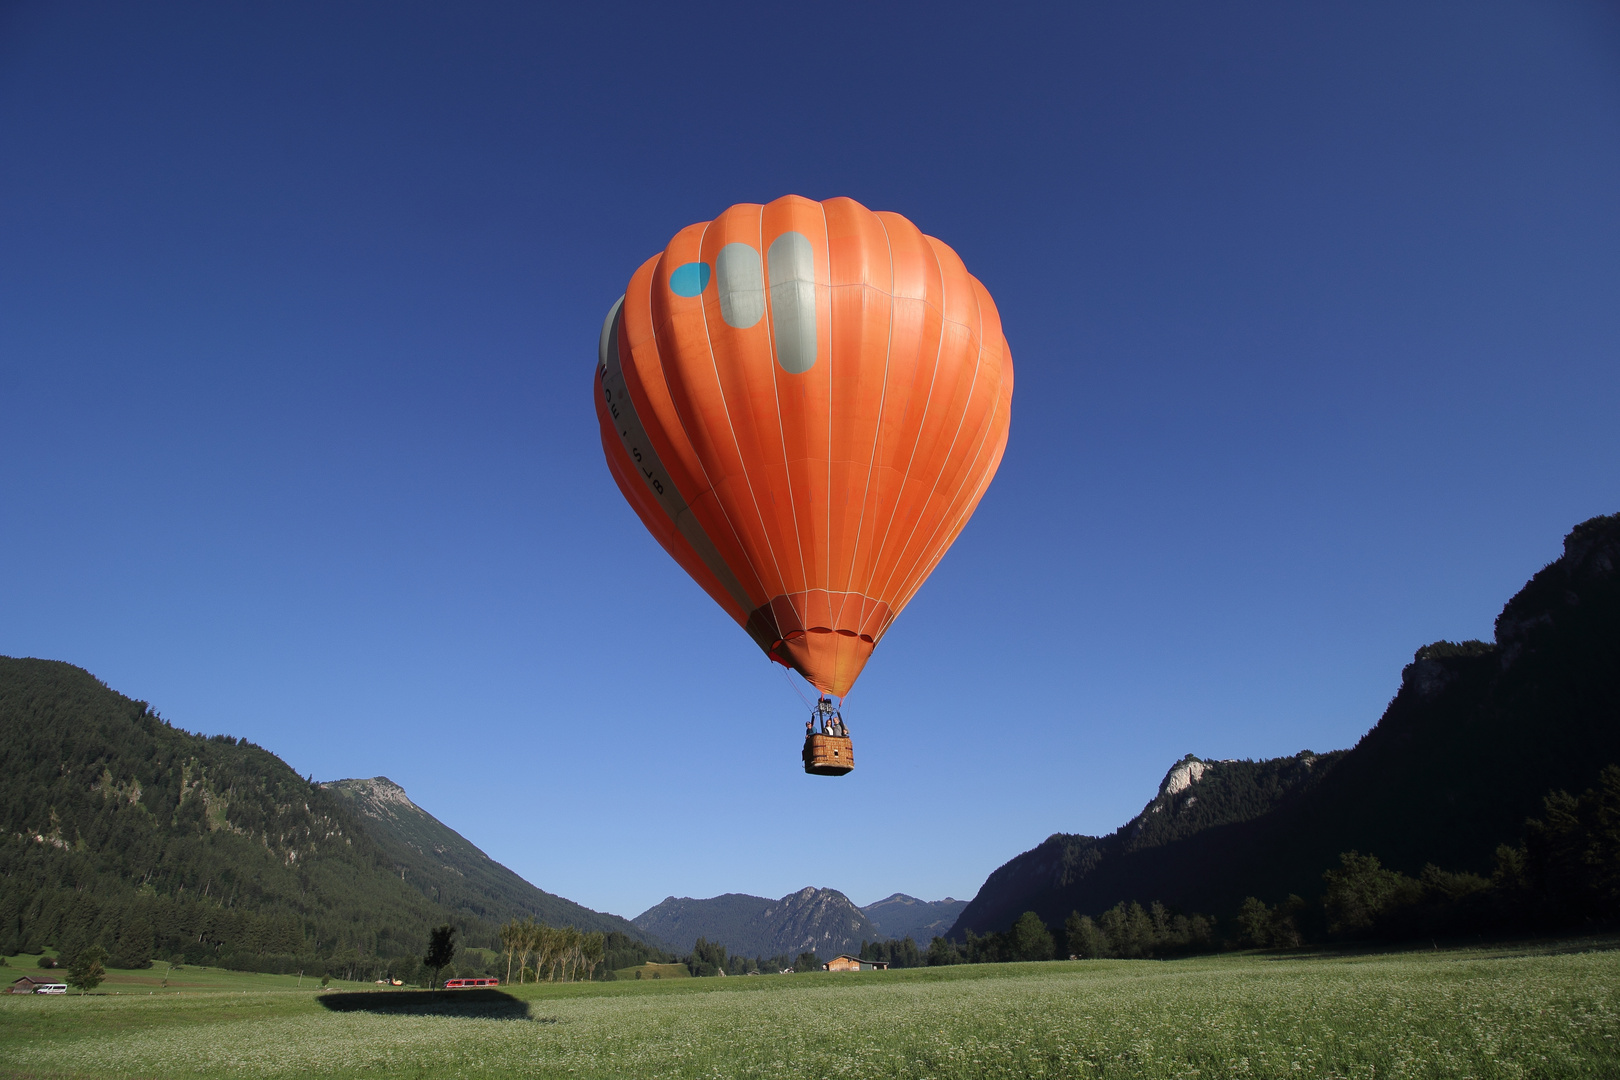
[
  {"x1": 1157, "y1": 756, "x2": 1209, "y2": 800},
  {"x1": 318, "y1": 773, "x2": 653, "y2": 942},
  {"x1": 325, "y1": 775, "x2": 418, "y2": 811},
  {"x1": 860, "y1": 892, "x2": 968, "y2": 943},
  {"x1": 1132, "y1": 750, "x2": 1330, "y2": 830},
  {"x1": 635, "y1": 887, "x2": 881, "y2": 958},
  {"x1": 862, "y1": 892, "x2": 960, "y2": 907}
]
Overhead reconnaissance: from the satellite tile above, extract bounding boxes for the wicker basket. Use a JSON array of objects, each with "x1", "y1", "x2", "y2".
[{"x1": 803, "y1": 733, "x2": 854, "y2": 776}]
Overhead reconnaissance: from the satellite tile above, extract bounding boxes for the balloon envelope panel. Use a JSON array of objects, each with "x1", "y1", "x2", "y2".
[{"x1": 593, "y1": 195, "x2": 1013, "y2": 697}]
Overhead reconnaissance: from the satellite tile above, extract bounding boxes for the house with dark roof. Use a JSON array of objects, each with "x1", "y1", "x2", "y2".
[{"x1": 8, "y1": 975, "x2": 54, "y2": 994}]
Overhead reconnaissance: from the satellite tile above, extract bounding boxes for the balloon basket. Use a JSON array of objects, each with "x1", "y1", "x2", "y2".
[{"x1": 803, "y1": 733, "x2": 854, "y2": 776}]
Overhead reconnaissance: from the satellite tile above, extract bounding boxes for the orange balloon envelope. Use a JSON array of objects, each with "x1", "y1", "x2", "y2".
[{"x1": 594, "y1": 195, "x2": 1014, "y2": 697}]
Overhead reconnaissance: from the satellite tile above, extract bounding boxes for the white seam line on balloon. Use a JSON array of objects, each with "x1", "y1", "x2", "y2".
[
  {"x1": 753, "y1": 204, "x2": 810, "y2": 635},
  {"x1": 885, "y1": 312, "x2": 1007, "y2": 624},
  {"x1": 659, "y1": 225, "x2": 784, "y2": 618},
  {"x1": 634, "y1": 288, "x2": 722, "y2": 511},
  {"x1": 871, "y1": 266, "x2": 989, "y2": 607},
  {"x1": 855, "y1": 239, "x2": 932, "y2": 632},
  {"x1": 832, "y1": 211, "x2": 896, "y2": 642},
  {"x1": 858, "y1": 223, "x2": 901, "y2": 636},
  {"x1": 640, "y1": 302, "x2": 765, "y2": 607},
  {"x1": 821, "y1": 199, "x2": 833, "y2": 628},
  {"x1": 865, "y1": 232, "x2": 950, "y2": 611},
  {"x1": 641, "y1": 261, "x2": 766, "y2": 607},
  {"x1": 880, "y1": 288, "x2": 997, "y2": 611},
  {"x1": 892, "y1": 418, "x2": 1005, "y2": 627},
  {"x1": 886, "y1": 453, "x2": 998, "y2": 638},
  {"x1": 868, "y1": 240, "x2": 956, "y2": 600},
  {"x1": 888, "y1": 360, "x2": 1001, "y2": 610},
  {"x1": 601, "y1": 295, "x2": 751, "y2": 611},
  {"x1": 761, "y1": 205, "x2": 811, "y2": 632},
  {"x1": 909, "y1": 399, "x2": 1008, "y2": 612},
  {"x1": 700, "y1": 212, "x2": 798, "y2": 620},
  {"x1": 889, "y1": 359, "x2": 1006, "y2": 622}
]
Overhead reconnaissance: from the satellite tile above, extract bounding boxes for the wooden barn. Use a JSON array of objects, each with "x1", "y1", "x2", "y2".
[{"x1": 820, "y1": 955, "x2": 888, "y2": 972}]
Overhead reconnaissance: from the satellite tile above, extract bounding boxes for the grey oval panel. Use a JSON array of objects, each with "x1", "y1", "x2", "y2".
[
  {"x1": 768, "y1": 230, "x2": 817, "y2": 374},
  {"x1": 716, "y1": 242, "x2": 765, "y2": 329}
]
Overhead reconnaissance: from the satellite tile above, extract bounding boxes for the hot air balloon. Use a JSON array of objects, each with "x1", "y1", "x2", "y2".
[{"x1": 593, "y1": 195, "x2": 1013, "y2": 774}]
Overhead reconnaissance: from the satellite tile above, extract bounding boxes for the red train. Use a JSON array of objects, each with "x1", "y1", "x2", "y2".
[{"x1": 443, "y1": 977, "x2": 499, "y2": 989}]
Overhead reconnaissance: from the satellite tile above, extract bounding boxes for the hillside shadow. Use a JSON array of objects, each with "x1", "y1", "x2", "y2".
[
  {"x1": 1252, "y1": 932, "x2": 1620, "y2": 964},
  {"x1": 317, "y1": 988, "x2": 536, "y2": 1020}
]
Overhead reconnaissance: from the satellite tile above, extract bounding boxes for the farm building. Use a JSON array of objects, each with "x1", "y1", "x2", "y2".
[
  {"x1": 821, "y1": 955, "x2": 888, "y2": 972},
  {"x1": 8, "y1": 976, "x2": 53, "y2": 994}
]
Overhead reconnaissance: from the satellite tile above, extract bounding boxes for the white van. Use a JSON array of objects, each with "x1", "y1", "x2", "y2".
[{"x1": 35, "y1": 983, "x2": 68, "y2": 995}]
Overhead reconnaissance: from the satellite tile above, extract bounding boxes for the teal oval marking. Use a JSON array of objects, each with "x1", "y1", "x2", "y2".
[{"x1": 669, "y1": 261, "x2": 711, "y2": 297}]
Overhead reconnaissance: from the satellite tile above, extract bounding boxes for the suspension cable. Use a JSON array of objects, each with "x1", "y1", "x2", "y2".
[{"x1": 779, "y1": 666, "x2": 813, "y2": 710}]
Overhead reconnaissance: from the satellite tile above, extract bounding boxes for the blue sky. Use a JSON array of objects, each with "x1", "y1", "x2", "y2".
[{"x1": 3, "y1": 1, "x2": 1617, "y2": 921}]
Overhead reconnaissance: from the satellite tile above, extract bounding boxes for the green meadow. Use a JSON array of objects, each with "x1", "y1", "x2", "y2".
[
  {"x1": 3, "y1": 940, "x2": 1617, "y2": 1079},
  {"x1": 613, "y1": 961, "x2": 692, "y2": 980},
  {"x1": 1, "y1": 951, "x2": 365, "y2": 996}
]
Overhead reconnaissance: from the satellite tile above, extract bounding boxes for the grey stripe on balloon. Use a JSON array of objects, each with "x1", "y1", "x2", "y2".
[
  {"x1": 596, "y1": 296, "x2": 754, "y2": 613},
  {"x1": 768, "y1": 231, "x2": 817, "y2": 374},
  {"x1": 716, "y1": 242, "x2": 765, "y2": 329}
]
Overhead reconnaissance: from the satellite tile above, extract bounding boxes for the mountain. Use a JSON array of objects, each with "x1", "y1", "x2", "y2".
[
  {"x1": 953, "y1": 512, "x2": 1620, "y2": 937},
  {"x1": 0, "y1": 658, "x2": 643, "y2": 974},
  {"x1": 952, "y1": 751, "x2": 1343, "y2": 936},
  {"x1": 633, "y1": 893, "x2": 775, "y2": 955},
  {"x1": 861, "y1": 894, "x2": 967, "y2": 943},
  {"x1": 635, "y1": 887, "x2": 882, "y2": 959},
  {"x1": 321, "y1": 776, "x2": 644, "y2": 940}
]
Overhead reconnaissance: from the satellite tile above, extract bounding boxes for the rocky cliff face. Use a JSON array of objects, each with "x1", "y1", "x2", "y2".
[
  {"x1": 951, "y1": 513, "x2": 1620, "y2": 937},
  {"x1": 760, "y1": 887, "x2": 880, "y2": 957},
  {"x1": 952, "y1": 749, "x2": 1341, "y2": 936},
  {"x1": 1122, "y1": 752, "x2": 1341, "y2": 853}
]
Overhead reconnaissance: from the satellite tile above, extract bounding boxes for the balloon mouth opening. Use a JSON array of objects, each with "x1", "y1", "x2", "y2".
[
  {"x1": 745, "y1": 593, "x2": 889, "y2": 697},
  {"x1": 777, "y1": 628, "x2": 873, "y2": 644}
]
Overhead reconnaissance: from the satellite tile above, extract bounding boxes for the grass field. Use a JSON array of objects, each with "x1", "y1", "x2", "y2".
[
  {"x1": 613, "y1": 962, "x2": 693, "y2": 980},
  {"x1": 1, "y1": 952, "x2": 376, "y2": 996},
  {"x1": 3, "y1": 939, "x2": 1617, "y2": 1079}
]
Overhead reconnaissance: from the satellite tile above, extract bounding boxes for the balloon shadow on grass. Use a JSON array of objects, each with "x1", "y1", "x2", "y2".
[{"x1": 317, "y1": 988, "x2": 542, "y2": 1020}]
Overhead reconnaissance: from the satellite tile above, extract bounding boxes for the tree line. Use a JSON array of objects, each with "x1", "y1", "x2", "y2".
[
  {"x1": 858, "y1": 936, "x2": 924, "y2": 968},
  {"x1": 497, "y1": 919, "x2": 607, "y2": 983},
  {"x1": 927, "y1": 761, "x2": 1620, "y2": 963},
  {"x1": 919, "y1": 904, "x2": 1215, "y2": 965},
  {"x1": 1236, "y1": 762, "x2": 1620, "y2": 948},
  {"x1": 673, "y1": 937, "x2": 802, "y2": 976},
  {"x1": 621, "y1": 936, "x2": 838, "y2": 977}
]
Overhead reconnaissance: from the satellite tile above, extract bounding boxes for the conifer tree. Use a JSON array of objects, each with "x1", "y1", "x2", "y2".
[{"x1": 423, "y1": 925, "x2": 456, "y2": 989}]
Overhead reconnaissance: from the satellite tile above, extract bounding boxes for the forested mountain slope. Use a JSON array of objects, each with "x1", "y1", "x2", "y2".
[
  {"x1": 953, "y1": 512, "x2": 1620, "y2": 936},
  {"x1": 860, "y1": 894, "x2": 967, "y2": 943},
  {"x1": 0, "y1": 659, "x2": 639, "y2": 973},
  {"x1": 635, "y1": 887, "x2": 882, "y2": 958},
  {"x1": 953, "y1": 751, "x2": 1342, "y2": 937},
  {"x1": 322, "y1": 776, "x2": 644, "y2": 940}
]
